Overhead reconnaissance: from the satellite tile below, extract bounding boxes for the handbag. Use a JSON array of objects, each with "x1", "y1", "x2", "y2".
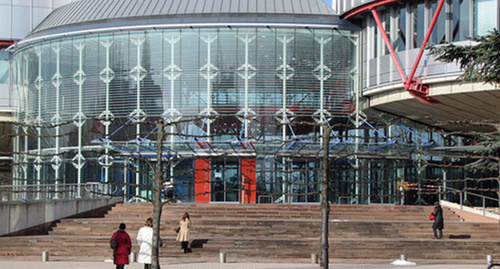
[
  {"x1": 429, "y1": 213, "x2": 435, "y2": 220},
  {"x1": 175, "y1": 227, "x2": 180, "y2": 233}
]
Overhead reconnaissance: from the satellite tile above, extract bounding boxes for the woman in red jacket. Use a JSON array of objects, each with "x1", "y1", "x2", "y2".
[{"x1": 110, "y1": 223, "x2": 132, "y2": 269}]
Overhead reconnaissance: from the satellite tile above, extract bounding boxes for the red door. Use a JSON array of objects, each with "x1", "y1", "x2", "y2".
[
  {"x1": 194, "y1": 158, "x2": 210, "y2": 203},
  {"x1": 240, "y1": 158, "x2": 256, "y2": 203}
]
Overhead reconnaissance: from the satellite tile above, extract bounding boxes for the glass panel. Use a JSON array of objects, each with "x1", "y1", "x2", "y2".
[
  {"x1": 224, "y1": 162, "x2": 240, "y2": 202},
  {"x1": 412, "y1": 2, "x2": 425, "y2": 48},
  {"x1": 373, "y1": 20, "x2": 378, "y2": 58},
  {"x1": 0, "y1": 49, "x2": 9, "y2": 84},
  {"x1": 475, "y1": 0, "x2": 497, "y2": 36},
  {"x1": 452, "y1": 0, "x2": 470, "y2": 41},
  {"x1": 395, "y1": 6, "x2": 407, "y2": 51},
  {"x1": 211, "y1": 160, "x2": 239, "y2": 202},
  {"x1": 173, "y1": 160, "x2": 194, "y2": 202},
  {"x1": 291, "y1": 161, "x2": 319, "y2": 203},
  {"x1": 381, "y1": 10, "x2": 390, "y2": 55},
  {"x1": 431, "y1": 0, "x2": 447, "y2": 44}
]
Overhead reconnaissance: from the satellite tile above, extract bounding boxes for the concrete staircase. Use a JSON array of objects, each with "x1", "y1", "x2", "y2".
[{"x1": 0, "y1": 203, "x2": 498, "y2": 262}]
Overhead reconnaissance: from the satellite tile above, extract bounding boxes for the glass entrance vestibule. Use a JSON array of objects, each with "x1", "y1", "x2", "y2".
[{"x1": 122, "y1": 156, "x2": 424, "y2": 205}]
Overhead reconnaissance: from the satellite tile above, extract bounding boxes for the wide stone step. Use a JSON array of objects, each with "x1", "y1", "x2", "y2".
[{"x1": 1, "y1": 203, "x2": 498, "y2": 261}]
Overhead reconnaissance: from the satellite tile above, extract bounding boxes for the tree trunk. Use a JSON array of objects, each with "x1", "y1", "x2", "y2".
[
  {"x1": 152, "y1": 120, "x2": 165, "y2": 269},
  {"x1": 151, "y1": 190, "x2": 162, "y2": 269},
  {"x1": 320, "y1": 123, "x2": 330, "y2": 268}
]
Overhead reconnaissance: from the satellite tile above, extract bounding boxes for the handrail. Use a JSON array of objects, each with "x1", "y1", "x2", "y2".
[
  {"x1": 439, "y1": 186, "x2": 500, "y2": 216},
  {"x1": 338, "y1": 196, "x2": 354, "y2": 204},
  {"x1": 0, "y1": 182, "x2": 117, "y2": 202}
]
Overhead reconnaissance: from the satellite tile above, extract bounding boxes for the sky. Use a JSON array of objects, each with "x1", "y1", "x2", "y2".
[{"x1": 322, "y1": 0, "x2": 332, "y2": 7}]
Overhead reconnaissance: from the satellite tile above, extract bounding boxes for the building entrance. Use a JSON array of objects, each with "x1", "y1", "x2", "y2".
[
  {"x1": 290, "y1": 161, "x2": 320, "y2": 203},
  {"x1": 211, "y1": 160, "x2": 240, "y2": 202}
]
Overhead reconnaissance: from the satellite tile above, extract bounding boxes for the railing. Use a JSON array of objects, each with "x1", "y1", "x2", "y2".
[
  {"x1": 0, "y1": 183, "x2": 118, "y2": 202},
  {"x1": 338, "y1": 196, "x2": 354, "y2": 204},
  {"x1": 440, "y1": 186, "x2": 500, "y2": 217}
]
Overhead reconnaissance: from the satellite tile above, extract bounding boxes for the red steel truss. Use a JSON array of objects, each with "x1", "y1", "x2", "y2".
[{"x1": 344, "y1": 0, "x2": 446, "y2": 104}]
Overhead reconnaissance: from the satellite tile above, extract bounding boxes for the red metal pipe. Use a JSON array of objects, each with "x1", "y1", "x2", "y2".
[
  {"x1": 371, "y1": 8, "x2": 407, "y2": 83},
  {"x1": 406, "y1": 0, "x2": 446, "y2": 85},
  {"x1": 342, "y1": 0, "x2": 402, "y2": 19},
  {"x1": 0, "y1": 41, "x2": 14, "y2": 46}
]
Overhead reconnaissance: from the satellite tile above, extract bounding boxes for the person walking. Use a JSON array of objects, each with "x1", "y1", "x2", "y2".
[
  {"x1": 110, "y1": 223, "x2": 132, "y2": 269},
  {"x1": 137, "y1": 217, "x2": 154, "y2": 269},
  {"x1": 176, "y1": 212, "x2": 191, "y2": 253},
  {"x1": 431, "y1": 201, "x2": 444, "y2": 239}
]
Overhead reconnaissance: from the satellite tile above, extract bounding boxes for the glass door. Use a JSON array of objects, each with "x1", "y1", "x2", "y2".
[
  {"x1": 291, "y1": 161, "x2": 320, "y2": 203},
  {"x1": 211, "y1": 159, "x2": 240, "y2": 202}
]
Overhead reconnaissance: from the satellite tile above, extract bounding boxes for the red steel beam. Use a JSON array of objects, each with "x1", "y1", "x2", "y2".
[
  {"x1": 342, "y1": 0, "x2": 402, "y2": 20},
  {"x1": 406, "y1": 0, "x2": 446, "y2": 85},
  {"x1": 0, "y1": 41, "x2": 14, "y2": 47},
  {"x1": 366, "y1": 1, "x2": 443, "y2": 103},
  {"x1": 371, "y1": 8, "x2": 407, "y2": 83}
]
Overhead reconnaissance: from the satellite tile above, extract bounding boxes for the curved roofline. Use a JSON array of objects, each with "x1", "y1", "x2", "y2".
[
  {"x1": 17, "y1": 21, "x2": 359, "y2": 49},
  {"x1": 28, "y1": 12, "x2": 351, "y2": 39},
  {"x1": 31, "y1": 0, "x2": 339, "y2": 37}
]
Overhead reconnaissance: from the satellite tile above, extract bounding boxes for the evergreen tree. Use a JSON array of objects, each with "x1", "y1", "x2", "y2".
[
  {"x1": 430, "y1": 29, "x2": 500, "y2": 85},
  {"x1": 430, "y1": 30, "x2": 500, "y2": 205}
]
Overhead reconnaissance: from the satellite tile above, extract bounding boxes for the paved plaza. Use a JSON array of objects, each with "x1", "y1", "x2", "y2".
[{"x1": 0, "y1": 256, "x2": 493, "y2": 269}]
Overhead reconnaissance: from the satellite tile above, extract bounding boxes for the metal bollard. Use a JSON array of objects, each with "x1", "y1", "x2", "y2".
[
  {"x1": 400, "y1": 254, "x2": 407, "y2": 261},
  {"x1": 486, "y1": 254, "x2": 494, "y2": 265},
  {"x1": 130, "y1": 251, "x2": 137, "y2": 263},
  {"x1": 219, "y1": 251, "x2": 226, "y2": 263},
  {"x1": 42, "y1": 250, "x2": 49, "y2": 262},
  {"x1": 311, "y1": 253, "x2": 318, "y2": 264}
]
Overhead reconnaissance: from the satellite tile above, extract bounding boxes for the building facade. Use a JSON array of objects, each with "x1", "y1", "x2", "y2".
[
  {"x1": 11, "y1": 0, "x2": 363, "y2": 204},
  {"x1": 8, "y1": 0, "x2": 500, "y2": 205},
  {"x1": 0, "y1": 0, "x2": 78, "y2": 184}
]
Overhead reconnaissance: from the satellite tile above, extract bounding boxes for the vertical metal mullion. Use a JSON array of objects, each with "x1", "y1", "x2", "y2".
[
  {"x1": 33, "y1": 47, "x2": 43, "y2": 199},
  {"x1": 207, "y1": 36, "x2": 212, "y2": 141},
  {"x1": 244, "y1": 35, "x2": 250, "y2": 138},
  {"x1": 74, "y1": 41, "x2": 86, "y2": 198},
  {"x1": 23, "y1": 54, "x2": 29, "y2": 200},
  {"x1": 170, "y1": 35, "x2": 176, "y2": 144}
]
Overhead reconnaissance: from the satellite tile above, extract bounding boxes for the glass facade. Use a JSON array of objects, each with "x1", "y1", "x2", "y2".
[
  {"x1": 12, "y1": 26, "x2": 358, "y2": 203},
  {"x1": 363, "y1": 0, "x2": 499, "y2": 89},
  {"x1": 475, "y1": 0, "x2": 498, "y2": 36},
  {"x1": 0, "y1": 49, "x2": 8, "y2": 84}
]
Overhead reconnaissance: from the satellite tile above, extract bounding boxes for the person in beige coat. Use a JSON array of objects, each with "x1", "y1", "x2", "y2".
[{"x1": 176, "y1": 212, "x2": 191, "y2": 253}]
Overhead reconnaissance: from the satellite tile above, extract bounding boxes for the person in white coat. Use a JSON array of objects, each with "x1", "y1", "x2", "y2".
[{"x1": 136, "y1": 217, "x2": 153, "y2": 269}]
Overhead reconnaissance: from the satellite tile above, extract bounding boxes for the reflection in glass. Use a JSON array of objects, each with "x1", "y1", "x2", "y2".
[
  {"x1": 431, "y1": 0, "x2": 447, "y2": 44},
  {"x1": 13, "y1": 27, "x2": 356, "y2": 203},
  {"x1": 452, "y1": 0, "x2": 470, "y2": 41},
  {"x1": 474, "y1": 0, "x2": 497, "y2": 36},
  {"x1": 412, "y1": 2, "x2": 425, "y2": 48},
  {"x1": 395, "y1": 6, "x2": 407, "y2": 51}
]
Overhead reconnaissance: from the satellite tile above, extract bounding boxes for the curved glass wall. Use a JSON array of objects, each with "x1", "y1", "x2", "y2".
[
  {"x1": 12, "y1": 26, "x2": 357, "y2": 202},
  {"x1": 362, "y1": 0, "x2": 498, "y2": 89}
]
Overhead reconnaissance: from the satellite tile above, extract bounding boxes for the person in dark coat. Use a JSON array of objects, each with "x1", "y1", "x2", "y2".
[
  {"x1": 110, "y1": 223, "x2": 132, "y2": 269},
  {"x1": 431, "y1": 201, "x2": 444, "y2": 239}
]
